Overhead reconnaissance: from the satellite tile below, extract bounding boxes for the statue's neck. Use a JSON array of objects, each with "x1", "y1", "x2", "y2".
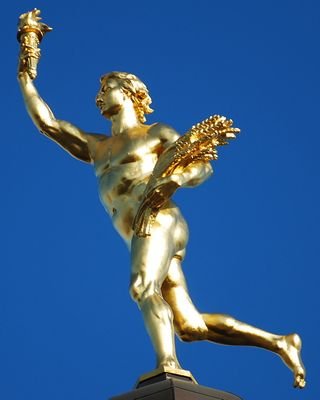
[{"x1": 110, "y1": 101, "x2": 141, "y2": 136}]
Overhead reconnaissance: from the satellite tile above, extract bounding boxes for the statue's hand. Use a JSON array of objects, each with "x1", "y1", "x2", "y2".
[
  {"x1": 17, "y1": 9, "x2": 52, "y2": 79},
  {"x1": 132, "y1": 176, "x2": 179, "y2": 237},
  {"x1": 156, "y1": 175, "x2": 181, "y2": 196},
  {"x1": 144, "y1": 175, "x2": 181, "y2": 209}
]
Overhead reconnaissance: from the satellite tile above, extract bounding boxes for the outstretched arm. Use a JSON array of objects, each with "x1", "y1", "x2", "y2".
[
  {"x1": 17, "y1": 9, "x2": 101, "y2": 163},
  {"x1": 18, "y1": 72, "x2": 93, "y2": 163}
]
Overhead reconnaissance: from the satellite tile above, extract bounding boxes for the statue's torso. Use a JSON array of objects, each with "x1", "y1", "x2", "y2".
[{"x1": 92, "y1": 123, "x2": 178, "y2": 244}]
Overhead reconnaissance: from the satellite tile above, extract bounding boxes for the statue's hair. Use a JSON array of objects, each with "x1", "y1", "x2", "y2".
[{"x1": 100, "y1": 72, "x2": 153, "y2": 123}]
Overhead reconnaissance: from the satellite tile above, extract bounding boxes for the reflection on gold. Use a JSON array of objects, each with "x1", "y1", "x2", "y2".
[{"x1": 17, "y1": 10, "x2": 306, "y2": 389}]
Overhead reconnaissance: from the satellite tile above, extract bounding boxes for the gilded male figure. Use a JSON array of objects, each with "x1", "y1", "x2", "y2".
[{"x1": 17, "y1": 9, "x2": 306, "y2": 388}]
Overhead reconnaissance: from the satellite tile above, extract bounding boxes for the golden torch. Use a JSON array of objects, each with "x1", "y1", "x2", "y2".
[{"x1": 17, "y1": 9, "x2": 52, "y2": 79}]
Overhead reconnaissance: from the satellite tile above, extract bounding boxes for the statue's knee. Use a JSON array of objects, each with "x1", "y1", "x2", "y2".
[
  {"x1": 129, "y1": 278, "x2": 157, "y2": 304},
  {"x1": 129, "y1": 281, "x2": 144, "y2": 302},
  {"x1": 203, "y1": 313, "x2": 236, "y2": 333},
  {"x1": 129, "y1": 282, "x2": 139, "y2": 302},
  {"x1": 219, "y1": 315, "x2": 235, "y2": 332},
  {"x1": 214, "y1": 314, "x2": 236, "y2": 333},
  {"x1": 176, "y1": 322, "x2": 208, "y2": 342}
]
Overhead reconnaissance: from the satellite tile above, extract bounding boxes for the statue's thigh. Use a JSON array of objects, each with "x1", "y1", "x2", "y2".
[
  {"x1": 162, "y1": 258, "x2": 207, "y2": 333},
  {"x1": 130, "y1": 226, "x2": 175, "y2": 285}
]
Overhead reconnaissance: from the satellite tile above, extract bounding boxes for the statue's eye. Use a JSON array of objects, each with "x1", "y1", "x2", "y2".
[{"x1": 101, "y1": 86, "x2": 112, "y2": 94}]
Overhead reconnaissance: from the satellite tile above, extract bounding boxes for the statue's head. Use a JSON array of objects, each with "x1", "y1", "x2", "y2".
[{"x1": 96, "y1": 71, "x2": 153, "y2": 123}]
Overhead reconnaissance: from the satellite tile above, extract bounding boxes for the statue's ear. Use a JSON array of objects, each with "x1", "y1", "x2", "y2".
[{"x1": 136, "y1": 90, "x2": 146, "y2": 100}]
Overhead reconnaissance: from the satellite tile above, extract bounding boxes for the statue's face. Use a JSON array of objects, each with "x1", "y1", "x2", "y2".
[{"x1": 95, "y1": 78, "x2": 128, "y2": 118}]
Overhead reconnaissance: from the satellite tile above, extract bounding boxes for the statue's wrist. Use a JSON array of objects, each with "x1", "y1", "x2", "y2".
[{"x1": 18, "y1": 70, "x2": 31, "y2": 82}]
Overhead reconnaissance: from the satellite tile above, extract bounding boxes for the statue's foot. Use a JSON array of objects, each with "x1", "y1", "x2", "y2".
[{"x1": 278, "y1": 333, "x2": 306, "y2": 388}]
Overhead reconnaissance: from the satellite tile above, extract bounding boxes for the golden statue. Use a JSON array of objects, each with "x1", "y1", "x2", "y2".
[{"x1": 17, "y1": 9, "x2": 306, "y2": 389}]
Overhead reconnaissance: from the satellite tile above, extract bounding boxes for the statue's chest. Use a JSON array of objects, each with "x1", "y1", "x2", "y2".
[
  {"x1": 95, "y1": 136, "x2": 162, "y2": 178},
  {"x1": 95, "y1": 135, "x2": 161, "y2": 174}
]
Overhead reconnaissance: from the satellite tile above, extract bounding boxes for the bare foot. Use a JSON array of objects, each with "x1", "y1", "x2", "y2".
[{"x1": 277, "y1": 333, "x2": 306, "y2": 388}]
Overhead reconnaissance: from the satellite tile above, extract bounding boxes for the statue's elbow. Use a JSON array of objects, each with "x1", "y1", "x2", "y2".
[
  {"x1": 195, "y1": 163, "x2": 213, "y2": 184},
  {"x1": 35, "y1": 117, "x2": 59, "y2": 137}
]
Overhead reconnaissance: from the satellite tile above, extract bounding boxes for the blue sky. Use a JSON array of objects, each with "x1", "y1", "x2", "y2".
[{"x1": 2, "y1": 1, "x2": 319, "y2": 399}]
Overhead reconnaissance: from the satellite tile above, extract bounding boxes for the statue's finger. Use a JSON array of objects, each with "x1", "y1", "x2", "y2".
[{"x1": 31, "y1": 9, "x2": 41, "y2": 21}]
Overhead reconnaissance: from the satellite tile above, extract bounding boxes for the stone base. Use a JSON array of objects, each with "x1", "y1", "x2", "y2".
[{"x1": 110, "y1": 368, "x2": 242, "y2": 400}]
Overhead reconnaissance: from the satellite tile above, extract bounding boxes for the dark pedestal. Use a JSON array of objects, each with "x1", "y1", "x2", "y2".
[{"x1": 110, "y1": 370, "x2": 242, "y2": 400}]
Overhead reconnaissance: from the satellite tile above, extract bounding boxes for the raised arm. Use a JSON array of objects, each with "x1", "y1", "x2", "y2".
[
  {"x1": 17, "y1": 9, "x2": 99, "y2": 163},
  {"x1": 18, "y1": 72, "x2": 94, "y2": 163}
]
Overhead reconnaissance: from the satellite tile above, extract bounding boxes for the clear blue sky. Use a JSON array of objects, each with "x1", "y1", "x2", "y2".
[{"x1": 2, "y1": 1, "x2": 319, "y2": 399}]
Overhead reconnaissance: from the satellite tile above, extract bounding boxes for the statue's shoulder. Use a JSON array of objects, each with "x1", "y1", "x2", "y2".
[
  {"x1": 148, "y1": 123, "x2": 179, "y2": 144},
  {"x1": 86, "y1": 133, "x2": 110, "y2": 161},
  {"x1": 87, "y1": 133, "x2": 110, "y2": 143}
]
